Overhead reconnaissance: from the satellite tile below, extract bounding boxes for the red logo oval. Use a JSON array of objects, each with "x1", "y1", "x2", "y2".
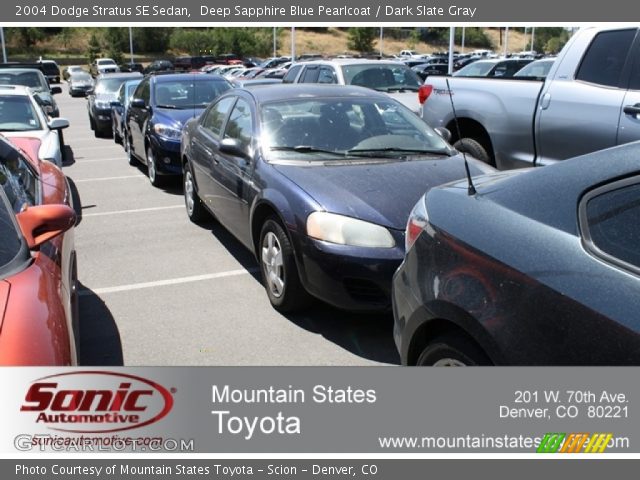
[{"x1": 21, "y1": 371, "x2": 174, "y2": 433}]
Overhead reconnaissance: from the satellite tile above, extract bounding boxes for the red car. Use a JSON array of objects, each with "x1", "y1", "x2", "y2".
[{"x1": 0, "y1": 135, "x2": 78, "y2": 365}]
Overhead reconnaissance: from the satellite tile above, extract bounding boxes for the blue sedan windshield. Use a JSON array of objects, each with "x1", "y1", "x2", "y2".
[{"x1": 260, "y1": 97, "x2": 449, "y2": 161}]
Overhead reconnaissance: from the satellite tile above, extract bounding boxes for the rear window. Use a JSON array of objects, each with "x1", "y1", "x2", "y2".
[
  {"x1": 0, "y1": 95, "x2": 42, "y2": 131},
  {"x1": 0, "y1": 71, "x2": 47, "y2": 91},
  {"x1": 342, "y1": 64, "x2": 421, "y2": 91},
  {"x1": 584, "y1": 181, "x2": 640, "y2": 272},
  {"x1": 576, "y1": 29, "x2": 636, "y2": 88}
]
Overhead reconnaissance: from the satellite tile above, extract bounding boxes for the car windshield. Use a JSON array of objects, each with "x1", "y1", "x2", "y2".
[
  {"x1": 514, "y1": 60, "x2": 554, "y2": 78},
  {"x1": 0, "y1": 71, "x2": 47, "y2": 91},
  {"x1": 154, "y1": 79, "x2": 232, "y2": 108},
  {"x1": 95, "y1": 77, "x2": 130, "y2": 94},
  {"x1": 0, "y1": 188, "x2": 23, "y2": 272},
  {"x1": 341, "y1": 64, "x2": 422, "y2": 91},
  {"x1": 260, "y1": 97, "x2": 449, "y2": 162},
  {"x1": 454, "y1": 61, "x2": 496, "y2": 76},
  {"x1": 98, "y1": 59, "x2": 116, "y2": 66},
  {"x1": 0, "y1": 96, "x2": 42, "y2": 131}
]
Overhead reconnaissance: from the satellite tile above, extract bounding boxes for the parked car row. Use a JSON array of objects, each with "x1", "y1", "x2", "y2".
[{"x1": 18, "y1": 27, "x2": 640, "y2": 367}]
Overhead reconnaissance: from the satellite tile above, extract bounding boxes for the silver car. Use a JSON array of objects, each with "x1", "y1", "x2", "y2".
[
  {"x1": 283, "y1": 59, "x2": 423, "y2": 114},
  {"x1": 0, "y1": 85, "x2": 69, "y2": 167}
]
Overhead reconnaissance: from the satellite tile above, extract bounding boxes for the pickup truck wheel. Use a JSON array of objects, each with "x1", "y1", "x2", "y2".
[{"x1": 453, "y1": 138, "x2": 491, "y2": 165}]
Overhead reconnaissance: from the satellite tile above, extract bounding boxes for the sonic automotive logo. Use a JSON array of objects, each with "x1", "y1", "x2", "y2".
[{"x1": 20, "y1": 371, "x2": 174, "y2": 433}]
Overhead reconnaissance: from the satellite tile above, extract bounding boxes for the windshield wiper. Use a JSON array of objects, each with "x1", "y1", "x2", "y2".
[
  {"x1": 385, "y1": 86, "x2": 419, "y2": 92},
  {"x1": 156, "y1": 104, "x2": 179, "y2": 109},
  {"x1": 347, "y1": 147, "x2": 450, "y2": 156},
  {"x1": 270, "y1": 146, "x2": 346, "y2": 157}
]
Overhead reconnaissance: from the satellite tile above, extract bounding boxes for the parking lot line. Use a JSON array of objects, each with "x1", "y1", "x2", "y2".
[
  {"x1": 69, "y1": 157, "x2": 126, "y2": 163},
  {"x1": 79, "y1": 268, "x2": 260, "y2": 295},
  {"x1": 82, "y1": 205, "x2": 184, "y2": 217},
  {"x1": 74, "y1": 175, "x2": 145, "y2": 183}
]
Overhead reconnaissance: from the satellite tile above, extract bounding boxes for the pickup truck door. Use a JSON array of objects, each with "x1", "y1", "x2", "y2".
[{"x1": 536, "y1": 28, "x2": 638, "y2": 164}]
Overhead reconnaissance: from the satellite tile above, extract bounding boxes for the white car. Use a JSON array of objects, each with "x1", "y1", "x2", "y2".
[
  {"x1": 91, "y1": 58, "x2": 120, "y2": 76},
  {"x1": 0, "y1": 85, "x2": 69, "y2": 167}
]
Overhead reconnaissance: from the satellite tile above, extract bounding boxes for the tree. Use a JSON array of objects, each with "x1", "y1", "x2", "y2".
[
  {"x1": 347, "y1": 28, "x2": 376, "y2": 53},
  {"x1": 87, "y1": 33, "x2": 101, "y2": 64},
  {"x1": 133, "y1": 28, "x2": 172, "y2": 53}
]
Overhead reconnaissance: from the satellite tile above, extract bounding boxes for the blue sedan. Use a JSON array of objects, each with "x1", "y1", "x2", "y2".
[{"x1": 181, "y1": 84, "x2": 494, "y2": 312}]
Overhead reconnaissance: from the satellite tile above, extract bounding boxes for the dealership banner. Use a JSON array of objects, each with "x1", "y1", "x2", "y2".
[
  {"x1": 2, "y1": 0, "x2": 638, "y2": 23},
  {"x1": 3, "y1": 460, "x2": 640, "y2": 479},
  {"x1": 0, "y1": 367, "x2": 636, "y2": 454}
]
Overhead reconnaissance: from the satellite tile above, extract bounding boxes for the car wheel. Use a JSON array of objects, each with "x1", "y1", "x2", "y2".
[
  {"x1": 259, "y1": 217, "x2": 311, "y2": 313},
  {"x1": 453, "y1": 138, "x2": 491, "y2": 165},
  {"x1": 183, "y1": 161, "x2": 207, "y2": 223},
  {"x1": 146, "y1": 145, "x2": 163, "y2": 187},
  {"x1": 89, "y1": 115, "x2": 95, "y2": 131},
  {"x1": 416, "y1": 333, "x2": 491, "y2": 366}
]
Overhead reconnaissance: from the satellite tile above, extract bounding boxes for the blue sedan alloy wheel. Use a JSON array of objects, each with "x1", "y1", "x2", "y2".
[{"x1": 259, "y1": 218, "x2": 311, "y2": 313}]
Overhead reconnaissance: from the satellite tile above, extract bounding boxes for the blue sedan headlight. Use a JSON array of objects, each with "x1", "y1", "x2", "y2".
[
  {"x1": 154, "y1": 123, "x2": 182, "y2": 140},
  {"x1": 306, "y1": 212, "x2": 395, "y2": 248}
]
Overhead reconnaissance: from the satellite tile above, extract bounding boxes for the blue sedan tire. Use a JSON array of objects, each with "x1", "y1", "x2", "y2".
[
  {"x1": 416, "y1": 333, "x2": 491, "y2": 366},
  {"x1": 259, "y1": 218, "x2": 311, "y2": 313}
]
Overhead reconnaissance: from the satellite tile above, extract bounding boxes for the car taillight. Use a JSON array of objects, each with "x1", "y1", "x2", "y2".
[
  {"x1": 405, "y1": 196, "x2": 429, "y2": 252},
  {"x1": 418, "y1": 84, "x2": 433, "y2": 105}
]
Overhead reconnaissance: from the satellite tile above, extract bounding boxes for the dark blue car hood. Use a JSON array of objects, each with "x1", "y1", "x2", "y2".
[
  {"x1": 154, "y1": 107, "x2": 204, "y2": 129},
  {"x1": 273, "y1": 155, "x2": 491, "y2": 231}
]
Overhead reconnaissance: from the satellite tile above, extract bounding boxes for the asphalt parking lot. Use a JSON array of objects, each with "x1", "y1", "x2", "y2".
[{"x1": 58, "y1": 84, "x2": 400, "y2": 366}]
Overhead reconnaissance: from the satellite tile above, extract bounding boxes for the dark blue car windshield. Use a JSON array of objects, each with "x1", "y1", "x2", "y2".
[{"x1": 154, "y1": 79, "x2": 232, "y2": 109}]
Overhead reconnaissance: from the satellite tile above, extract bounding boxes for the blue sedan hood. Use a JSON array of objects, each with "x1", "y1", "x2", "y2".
[
  {"x1": 273, "y1": 156, "x2": 490, "y2": 231},
  {"x1": 154, "y1": 107, "x2": 204, "y2": 128}
]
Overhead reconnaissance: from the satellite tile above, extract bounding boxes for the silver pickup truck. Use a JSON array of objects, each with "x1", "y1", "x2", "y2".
[{"x1": 421, "y1": 26, "x2": 640, "y2": 169}]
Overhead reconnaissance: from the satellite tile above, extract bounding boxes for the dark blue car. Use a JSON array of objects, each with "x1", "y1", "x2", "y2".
[
  {"x1": 393, "y1": 142, "x2": 640, "y2": 365},
  {"x1": 126, "y1": 73, "x2": 232, "y2": 186},
  {"x1": 181, "y1": 84, "x2": 494, "y2": 312}
]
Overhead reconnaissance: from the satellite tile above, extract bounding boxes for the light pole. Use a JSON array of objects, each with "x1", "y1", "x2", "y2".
[
  {"x1": 531, "y1": 27, "x2": 536, "y2": 52},
  {"x1": 291, "y1": 27, "x2": 296, "y2": 61},
  {"x1": 448, "y1": 27, "x2": 455, "y2": 75},
  {"x1": 129, "y1": 27, "x2": 134, "y2": 64},
  {"x1": 0, "y1": 27, "x2": 6, "y2": 63},
  {"x1": 379, "y1": 27, "x2": 383, "y2": 58},
  {"x1": 504, "y1": 27, "x2": 509, "y2": 56},
  {"x1": 273, "y1": 27, "x2": 277, "y2": 57},
  {"x1": 461, "y1": 27, "x2": 465, "y2": 53}
]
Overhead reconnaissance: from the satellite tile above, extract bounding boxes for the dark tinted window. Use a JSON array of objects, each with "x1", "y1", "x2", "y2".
[
  {"x1": 134, "y1": 80, "x2": 150, "y2": 104},
  {"x1": 300, "y1": 66, "x2": 320, "y2": 83},
  {"x1": 223, "y1": 99, "x2": 253, "y2": 152},
  {"x1": 586, "y1": 182, "x2": 640, "y2": 270},
  {"x1": 576, "y1": 29, "x2": 636, "y2": 87},
  {"x1": 318, "y1": 67, "x2": 337, "y2": 84},
  {"x1": 282, "y1": 64, "x2": 302, "y2": 83},
  {"x1": 202, "y1": 96, "x2": 235, "y2": 139}
]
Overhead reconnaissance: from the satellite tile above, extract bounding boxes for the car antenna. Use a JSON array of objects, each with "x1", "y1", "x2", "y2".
[{"x1": 445, "y1": 77, "x2": 476, "y2": 196}]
